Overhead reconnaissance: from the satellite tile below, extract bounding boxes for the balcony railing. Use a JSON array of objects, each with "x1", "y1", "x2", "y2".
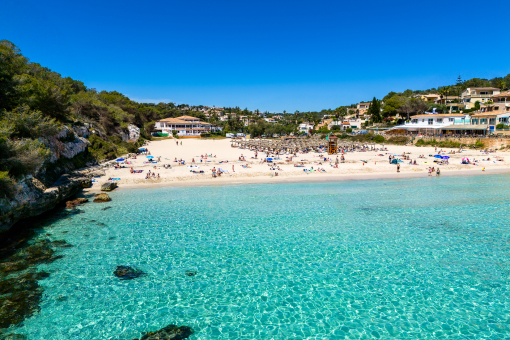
[{"x1": 464, "y1": 94, "x2": 493, "y2": 98}]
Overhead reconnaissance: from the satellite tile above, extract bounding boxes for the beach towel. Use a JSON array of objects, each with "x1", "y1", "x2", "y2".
[{"x1": 132, "y1": 170, "x2": 143, "y2": 173}]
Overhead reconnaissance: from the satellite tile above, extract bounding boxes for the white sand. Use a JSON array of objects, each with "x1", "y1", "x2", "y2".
[{"x1": 88, "y1": 138, "x2": 510, "y2": 190}]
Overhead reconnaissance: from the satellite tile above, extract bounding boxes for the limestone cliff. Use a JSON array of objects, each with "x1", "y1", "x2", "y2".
[{"x1": 0, "y1": 126, "x2": 99, "y2": 234}]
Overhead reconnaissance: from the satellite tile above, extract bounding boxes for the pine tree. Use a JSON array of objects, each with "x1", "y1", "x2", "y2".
[
  {"x1": 456, "y1": 75, "x2": 463, "y2": 95},
  {"x1": 367, "y1": 97, "x2": 381, "y2": 123}
]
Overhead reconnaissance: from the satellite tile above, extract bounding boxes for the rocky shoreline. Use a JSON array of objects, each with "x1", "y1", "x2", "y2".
[{"x1": 0, "y1": 168, "x2": 104, "y2": 235}]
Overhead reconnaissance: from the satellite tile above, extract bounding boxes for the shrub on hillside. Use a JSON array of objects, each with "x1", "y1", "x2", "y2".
[
  {"x1": 373, "y1": 135, "x2": 385, "y2": 143},
  {"x1": 88, "y1": 134, "x2": 117, "y2": 161},
  {"x1": 386, "y1": 136, "x2": 409, "y2": 145}
]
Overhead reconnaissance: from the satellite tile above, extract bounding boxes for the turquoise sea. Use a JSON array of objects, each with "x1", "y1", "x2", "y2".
[{"x1": 8, "y1": 174, "x2": 510, "y2": 339}]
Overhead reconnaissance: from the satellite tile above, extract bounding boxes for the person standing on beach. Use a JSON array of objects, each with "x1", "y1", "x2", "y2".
[
  {"x1": 232, "y1": 165, "x2": 235, "y2": 172},
  {"x1": 397, "y1": 164, "x2": 400, "y2": 173}
]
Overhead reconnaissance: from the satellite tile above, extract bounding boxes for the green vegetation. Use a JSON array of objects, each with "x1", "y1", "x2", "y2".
[
  {"x1": 373, "y1": 135, "x2": 385, "y2": 143},
  {"x1": 414, "y1": 138, "x2": 486, "y2": 149},
  {"x1": 385, "y1": 136, "x2": 409, "y2": 145},
  {"x1": 415, "y1": 139, "x2": 462, "y2": 148}
]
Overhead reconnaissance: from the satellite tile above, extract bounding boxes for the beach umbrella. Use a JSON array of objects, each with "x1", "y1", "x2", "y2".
[
  {"x1": 116, "y1": 158, "x2": 125, "y2": 162},
  {"x1": 146, "y1": 156, "x2": 154, "y2": 159},
  {"x1": 434, "y1": 155, "x2": 442, "y2": 159},
  {"x1": 441, "y1": 156, "x2": 450, "y2": 159}
]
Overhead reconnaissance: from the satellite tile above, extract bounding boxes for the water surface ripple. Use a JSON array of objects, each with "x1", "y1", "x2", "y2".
[{"x1": 10, "y1": 174, "x2": 510, "y2": 339}]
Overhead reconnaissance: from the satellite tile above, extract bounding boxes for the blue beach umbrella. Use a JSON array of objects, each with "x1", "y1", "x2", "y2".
[
  {"x1": 146, "y1": 156, "x2": 154, "y2": 159},
  {"x1": 116, "y1": 158, "x2": 125, "y2": 162},
  {"x1": 441, "y1": 156, "x2": 450, "y2": 159},
  {"x1": 434, "y1": 155, "x2": 442, "y2": 159}
]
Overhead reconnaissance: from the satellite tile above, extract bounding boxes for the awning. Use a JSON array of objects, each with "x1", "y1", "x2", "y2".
[{"x1": 440, "y1": 124, "x2": 489, "y2": 130}]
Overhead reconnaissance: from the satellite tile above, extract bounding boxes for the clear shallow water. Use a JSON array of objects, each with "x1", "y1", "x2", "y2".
[{"x1": 10, "y1": 174, "x2": 510, "y2": 339}]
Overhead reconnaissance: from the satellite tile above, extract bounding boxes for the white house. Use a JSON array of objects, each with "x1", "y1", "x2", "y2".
[
  {"x1": 388, "y1": 113, "x2": 470, "y2": 133},
  {"x1": 298, "y1": 122, "x2": 314, "y2": 133},
  {"x1": 154, "y1": 115, "x2": 221, "y2": 137}
]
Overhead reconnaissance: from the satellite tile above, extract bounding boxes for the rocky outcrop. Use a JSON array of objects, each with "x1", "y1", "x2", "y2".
[
  {"x1": 134, "y1": 325, "x2": 194, "y2": 340},
  {"x1": 128, "y1": 124, "x2": 140, "y2": 143},
  {"x1": 93, "y1": 193, "x2": 111, "y2": 203},
  {"x1": 0, "y1": 173, "x2": 92, "y2": 234},
  {"x1": 113, "y1": 266, "x2": 145, "y2": 280},
  {"x1": 101, "y1": 182, "x2": 117, "y2": 191},
  {"x1": 72, "y1": 124, "x2": 90, "y2": 138},
  {"x1": 46, "y1": 127, "x2": 91, "y2": 163}
]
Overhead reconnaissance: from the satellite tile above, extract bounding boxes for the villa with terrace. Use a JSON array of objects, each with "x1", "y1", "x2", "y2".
[
  {"x1": 154, "y1": 115, "x2": 221, "y2": 137},
  {"x1": 461, "y1": 87, "x2": 501, "y2": 109}
]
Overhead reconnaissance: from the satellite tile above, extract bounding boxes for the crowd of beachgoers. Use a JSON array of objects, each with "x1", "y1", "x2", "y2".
[{"x1": 87, "y1": 138, "x2": 510, "y2": 189}]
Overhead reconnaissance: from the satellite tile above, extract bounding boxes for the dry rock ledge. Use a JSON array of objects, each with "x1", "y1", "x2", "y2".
[{"x1": 0, "y1": 169, "x2": 104, "y2": 234}]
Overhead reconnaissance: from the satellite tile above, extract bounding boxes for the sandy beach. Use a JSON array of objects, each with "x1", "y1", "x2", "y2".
[{"x1": 88, "y1": 138, "x2": 510, "y2": 191}]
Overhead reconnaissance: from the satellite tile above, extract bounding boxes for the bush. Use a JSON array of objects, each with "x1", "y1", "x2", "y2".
[
  {"x1": 346, "y1": 128, "x2": 353, "y2": 133},
  {"x1": 373, "y1": 135, "x2": 385, "y2": 143},
  {"x1": 386, "y1": 136, "x2": 410, "y2": 145},
  {"x1": 474, "y1": 140, "x2": 485, "y2": 149},
  {"x1": 496, "y1": 123, "x2": 509, "y2": 130},
  {"x1": 415, "y1": 138, "x2": 461, "y2": 148},
  {"x1": 0, "y1": 171, "x2": 17, "y2": 199},
  {"x1": 88, "y1": 134, "x2": 118, "y2": 161}
]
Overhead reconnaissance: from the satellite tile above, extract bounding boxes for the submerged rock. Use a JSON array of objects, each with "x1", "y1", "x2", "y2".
[
  {"x1": 101, "y1": 182, "x2": 117, "y2": 192},
  {"x1": 101, "y1": 206, "x2": 112, "y2": 211},
  {"x1": 113, "y1": 266, "x2": 145, "y2": 280},
  {"x1": 0, "y1": 261, "x2": 29, "y2": 275},
  {"x1": 185, "y1": 271, "x2": 196, "y2": 277},
  {"x1": 134, "y1": 324, "x2": 194, "y2": 340},
  {"x1": 93, "y1": 193, "x2": 111, "y2": 203},
  {"x1": 66, "y1": 197, "x2": 88, "y2": 209},
  {"x1": 50, "y1": 240, "x2": 73, "y2": 248},
  {"x1": 0, "y1": 271, "x2": 49, "y2": 329},
  {"x1": 1, "y1": 334, "x2": 27, "y2": 340}
]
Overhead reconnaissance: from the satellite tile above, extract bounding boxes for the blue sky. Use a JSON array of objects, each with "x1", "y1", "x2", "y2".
[{"x1": 2, "y1": 0, "x2": 510, "y2": 112}]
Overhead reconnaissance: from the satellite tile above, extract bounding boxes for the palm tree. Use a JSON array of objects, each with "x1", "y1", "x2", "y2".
[{"x1": 438, "y1": 86, "x2": 451, "y2": 105}]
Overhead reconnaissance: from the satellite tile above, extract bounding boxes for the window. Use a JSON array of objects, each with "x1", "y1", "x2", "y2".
[
  {"x1": 449, "y1": 118, "x2": 454, "y2": 122},
  {"x1": 437, "y1": 118, "x2": 443, "y2": 123},
  {"x1": 411, "y1": 119, "x2": 418, "y2": 124},
  {"x1": 428, "y1": 119, "x2": 433, "y2": 125}
]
